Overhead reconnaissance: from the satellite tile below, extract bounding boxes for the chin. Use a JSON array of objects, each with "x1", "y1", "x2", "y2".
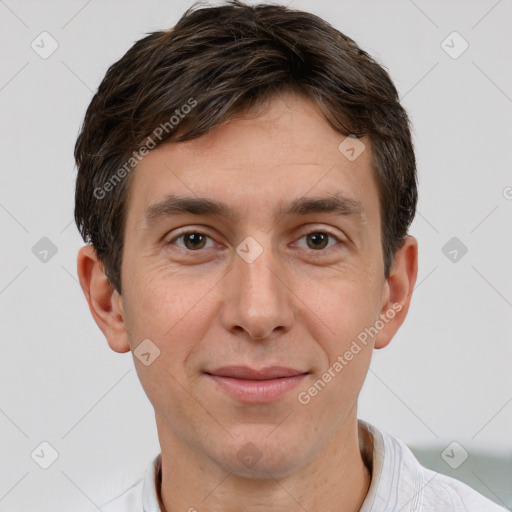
[{"x1": 211, "y1": 429, "x2": 312, "y2": 480}]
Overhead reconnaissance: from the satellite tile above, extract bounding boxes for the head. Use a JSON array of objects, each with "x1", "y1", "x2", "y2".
[{"x1": 76, "y1": 1, "x2": 418, "y2": 478}]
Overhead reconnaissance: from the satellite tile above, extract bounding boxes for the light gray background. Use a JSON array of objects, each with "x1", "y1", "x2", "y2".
[{"x1": 1, "y1": 0, "x2": 511, "y2": 510}]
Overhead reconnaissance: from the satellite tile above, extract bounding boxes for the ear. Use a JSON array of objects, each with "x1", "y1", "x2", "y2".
[
  {"x1": 374, "y1": 235, "x2": 418, "y2": 350},
  {"x1": 76, "y1": 245, "x2": 130, "y2": 353}
]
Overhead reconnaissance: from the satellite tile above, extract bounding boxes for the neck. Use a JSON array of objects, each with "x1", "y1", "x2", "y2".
[{"x1": 155, "y1": 410, "x2": 373, "y2": 512}]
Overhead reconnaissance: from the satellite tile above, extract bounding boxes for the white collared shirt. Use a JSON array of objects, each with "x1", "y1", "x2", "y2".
[{"x1": 99, "y1": 419, "x2": 507, "y2": 511}]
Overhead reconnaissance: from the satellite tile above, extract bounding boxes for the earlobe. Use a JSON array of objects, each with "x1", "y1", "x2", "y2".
[
  {"x1": 374, "y1": 236, "x2": 418, "y2": 349},
  {"x1": 76, "y1": 245, "x2": 131, "y2": 353}
]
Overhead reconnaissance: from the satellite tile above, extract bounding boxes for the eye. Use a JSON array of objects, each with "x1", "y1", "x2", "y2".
[
  {"x1": 170, "y1": 231, "x2": 215, "y2": 251},
  {"x1": 167, "y1": 229, "x2": 342, "y2": 253},
  {"x1": 295, "y1": 231, "x2": 341, "y2": 251}
]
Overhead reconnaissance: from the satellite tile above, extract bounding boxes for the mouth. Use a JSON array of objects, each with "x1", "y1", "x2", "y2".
[{"x1": 204, "y1": 366, "x2": 310, "y2": 404}]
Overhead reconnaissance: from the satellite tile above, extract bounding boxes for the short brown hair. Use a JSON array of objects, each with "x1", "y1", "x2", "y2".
[{"x1": 74, "y1": 0, "x2": 417, "y2": 294}]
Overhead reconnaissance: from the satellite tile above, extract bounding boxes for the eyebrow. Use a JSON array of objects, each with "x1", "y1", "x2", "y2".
[{"x1": 143, "y1": 192, "x2": 366, "y2": 228}]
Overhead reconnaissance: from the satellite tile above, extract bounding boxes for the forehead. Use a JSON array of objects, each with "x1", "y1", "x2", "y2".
[{"x1": 124, "y1": 93, "x2": 380, "y2": 231}]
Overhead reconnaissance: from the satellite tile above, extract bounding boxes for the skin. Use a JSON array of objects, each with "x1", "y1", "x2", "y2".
[{"x1": 77, "y1": 91, "x2": 418, "y2": 512}]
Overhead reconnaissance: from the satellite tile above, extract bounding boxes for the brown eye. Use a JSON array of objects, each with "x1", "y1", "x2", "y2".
[
  {"x1": 306, "y1": 232, "x2": 330, "y2": 250},
  {"x1": 294, "y1": 230, "x2": 342, "y2": 252},
  {"x1": 183, "y1": 233, "x2": 207, "y2": 250},
  {"x1": 170, "y1": 231, "x2": 214, "y2": 251}
]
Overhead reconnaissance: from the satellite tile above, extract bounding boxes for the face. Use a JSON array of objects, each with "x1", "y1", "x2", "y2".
[{"x1": 80, "y1": 91, "x2": 417, "y2": 479}]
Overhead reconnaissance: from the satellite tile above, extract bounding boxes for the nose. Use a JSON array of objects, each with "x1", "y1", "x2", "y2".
[{"x1": 220, "y1": 240, "x2": 294, "y2": 341}]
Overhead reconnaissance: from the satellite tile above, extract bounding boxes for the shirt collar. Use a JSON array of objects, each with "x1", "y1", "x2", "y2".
[{"x1": 142, "y1": 452, "x2": 163, "y2": 512}]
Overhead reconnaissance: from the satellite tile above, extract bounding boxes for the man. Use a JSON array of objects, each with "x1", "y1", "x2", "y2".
[{"x1": 74, "y1": 1, "x2": 506, "y2": 510}]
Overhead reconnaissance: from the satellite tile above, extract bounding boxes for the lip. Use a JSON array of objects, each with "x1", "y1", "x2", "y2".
[{"x1": 205, "y1": 366, "x2": 309, "y2": 404}]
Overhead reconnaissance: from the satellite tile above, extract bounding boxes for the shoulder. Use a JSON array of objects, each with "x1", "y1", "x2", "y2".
[
  {"x1": 359, "y1": 420, "x2": 507, "y2": 512},
  {"x1": 100, "y1": 477, "x2": 145, "y2": 512},
  {"x1": 416, "y1": 464, "x2": 506, "y2": 511},
  {"x1": 99, "y1": 454, "x2": 161, "y2": 512}
]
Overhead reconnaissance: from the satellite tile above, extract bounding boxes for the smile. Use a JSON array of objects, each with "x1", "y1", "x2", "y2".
[{"x1": 204, "y1": 366, "x2": 309, "y2": 404}]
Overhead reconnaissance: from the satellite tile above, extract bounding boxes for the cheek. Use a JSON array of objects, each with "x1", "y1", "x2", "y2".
[
  {"x1": 122, "y1": 268, "x2": 219, "y2": 420},
  {"x1": 128, "y1": 264, "x2": 203, "y2": 328},
  {"x1": 296, "y1": 276, "x2": 379, "y2": 403},
  {"x1": 123, "y1": 264, "x2": 225, "y2": 368},
  {"x1": 295, "y1": 271, "x2": 380, "y2": 345}
]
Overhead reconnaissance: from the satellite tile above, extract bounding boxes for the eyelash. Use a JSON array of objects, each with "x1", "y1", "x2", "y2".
[{"x1": 168, "y1": 229, "x2": 343, "y2": 252}]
